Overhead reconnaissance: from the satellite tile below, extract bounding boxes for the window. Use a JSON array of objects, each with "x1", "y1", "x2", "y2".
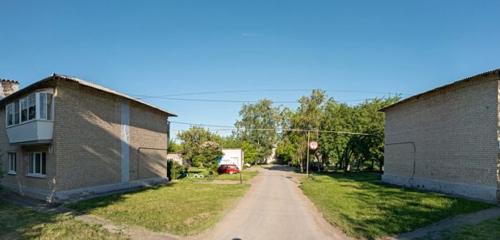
[
  {"x1": 46, "y1": 93, "x2": 53, "y2": 120},
  {"x1": 19, "y1": 94, "x2": 36, "y2": 122},
  {"x1": 28, "y1": 152, "x2": 46, "y2": 176},
  {"x1": 6, "y1": 103, "x2": 14, "y2": 126},
  {"x1": 6, "y1": 102, "x2": 20, "y2": 126},
  {"x1": 39, "y1": 93, "x2": 53, "y2": 120},
  {"x1": 28, "y1": 94, "x2": 36, "y2": 120},
  {"x1": 5, "y1": 91, "x2": 53, "y2": 127},
  {"x1": 20, "y1": 97, "x2": 28, "y2": 122},
  {"x1": 14, "y1": 101, "x2": 20, "y2": 124},
  {"x1": 8, "y1": 152, "x2": 16, "y2": 174}
]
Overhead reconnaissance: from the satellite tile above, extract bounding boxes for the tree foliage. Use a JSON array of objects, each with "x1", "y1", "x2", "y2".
[
  {"x1": 167, "y1": 139, "x2": 181, "y2": 153},
  {"x1": 177, "y1": 126, "x2": 223, "y2": 171},
  {"x1": 276, "y1": 90, "x2": 400, "y2": 172},
  {"x1": 192, "y1": 141, "x2": 223, "y2": 174},
  {"x1": 175, "y1": 91, "x2": 399, "y2": 173},
  {"x1": 235, "y1": 99, "x2": 280, "y2": 164}
]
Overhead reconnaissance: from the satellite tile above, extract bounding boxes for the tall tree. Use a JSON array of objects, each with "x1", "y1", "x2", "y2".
[
  {"x1": 235, "y1": 99, "x2": 280, "y2": 164},
  {"x1": 177, "y1": 126, "x2": 222, "y2": 168},
  {"x1": 276, "y1": 91, "x2": 400, "y2": 172},
  {"x1": 167, "y1": 139, "x2": 181, "y2": 153}
]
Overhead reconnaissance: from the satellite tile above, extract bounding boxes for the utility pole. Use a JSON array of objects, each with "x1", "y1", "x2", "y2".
[{"x1": 306, "y1": 130, "x2": 310, "y2": 176}]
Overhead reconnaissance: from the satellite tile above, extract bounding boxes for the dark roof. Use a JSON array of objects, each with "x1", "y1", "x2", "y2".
[
  {"x1": 379, "y1": 68, "x2": 500, "y2": 112},
  {"x1": 0, "y1": 74, "x2": 177, "y2": 117}
]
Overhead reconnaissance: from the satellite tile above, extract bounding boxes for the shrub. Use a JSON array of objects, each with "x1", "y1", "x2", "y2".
[{"x1": 167, "y1": 160, "x2": 187, "y2": 180}]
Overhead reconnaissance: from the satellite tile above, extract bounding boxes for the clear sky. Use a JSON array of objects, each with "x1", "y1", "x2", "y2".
[{"x1": 1, "y1": 0, "x2": 500, "y2": 137}]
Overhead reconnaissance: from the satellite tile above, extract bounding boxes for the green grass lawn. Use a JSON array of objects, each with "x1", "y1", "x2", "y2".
[
  {"x1": 212, "y1": 169, "x2": 259, "y2": 181},
  {"x1": 68, "y1": 181, "x2": 249, "y2": 236},
  {"x1": 300, "y1": 172, "x2": 493, "y2": 239},
  {"x1": 441, "y1": 217, "x2": 500, "y2": 240},
  {"x1": 0, "y1": 200, "x2": 125, "y2": 240},
  {"x1": 186, "y1": 166, "x2": 259, "y2": 181}
]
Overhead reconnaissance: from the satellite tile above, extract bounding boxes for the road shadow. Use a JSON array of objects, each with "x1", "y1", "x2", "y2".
[{"x1": 261, "y1": 164, "x2": 299, "y2": 173}]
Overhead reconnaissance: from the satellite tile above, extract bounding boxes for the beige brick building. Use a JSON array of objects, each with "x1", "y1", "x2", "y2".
[
  {"x1": 0, "y1": 74, "x2": 176, "y2": 202},
  {"x1": 381, "y1": 69, "x2": 500, "y2": 203}
]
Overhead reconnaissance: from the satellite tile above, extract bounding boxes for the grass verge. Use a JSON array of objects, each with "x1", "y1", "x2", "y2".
[
  {"x1": 68, "y1": 181, "x2": 249, "y2": 236},
  {"x1": 212, "y1": 169, "x2": 259, "y2": 181},
  {"x1": 0, "y1": 200, "x2": 124, "y2": 239},
  {"x1": 300, "y1": 172, "x2": 492, "y2": 239},
  {"x1": 186, "y1": 166, "x2": 259, "y2": 182},
  {"x1": 440, "y1": 217, "x2": 500, "y2": 240}
]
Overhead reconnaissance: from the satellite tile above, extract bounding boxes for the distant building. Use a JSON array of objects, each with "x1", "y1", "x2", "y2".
[
  {"x1": 380, "y1": 69, "x2": 500, "y2": 203},
  {"x1": 219, "y1": 149, "x2": 244, "y2": 170},
  {"x1": 167, "y1": 153, "x2": 184, "y2": 165},
  {"x1": 0, "y1": 74, "x2": 176, "y2": 202},
  {"x1": 265, "y1": 147, "x2": 277, "y2": 164}
]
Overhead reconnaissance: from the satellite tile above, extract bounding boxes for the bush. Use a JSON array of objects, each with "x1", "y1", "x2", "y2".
[
  {"x1": 167, "y1": 160, "x2": 187, "y2": 180},
  {"x1": 191, "y1": 141, "x2": 223, "y2": 175}
]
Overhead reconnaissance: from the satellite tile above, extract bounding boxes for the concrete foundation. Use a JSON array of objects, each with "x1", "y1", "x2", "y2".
[
  {"x1": 1, "y1": 177, "x2": 168, "y2": 203},
  {"x1": 382, "y1": 174, "x2": 498, "y2": 203}
]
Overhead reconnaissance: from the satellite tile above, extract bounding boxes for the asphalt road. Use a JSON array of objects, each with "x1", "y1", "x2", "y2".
[{"x1": 203, "y1": 165, "x2": 349, "y2": 240}]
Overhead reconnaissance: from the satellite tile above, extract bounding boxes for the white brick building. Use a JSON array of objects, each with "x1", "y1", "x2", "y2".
[
  {"x1": 0, "y1": 74, "x2": 176, "y2": 202},
  {"x1": 381, "y1": 69, "x2": 500, "y2": 203}
]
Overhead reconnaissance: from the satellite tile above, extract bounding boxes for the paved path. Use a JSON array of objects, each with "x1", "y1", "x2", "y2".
[{"x1": 200, "y1": 165, "x2": 349, "y2": 240}]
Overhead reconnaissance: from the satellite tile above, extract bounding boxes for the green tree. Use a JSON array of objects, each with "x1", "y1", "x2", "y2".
[
  {"x1": 277, "y1": 90, "x2": 326, "y2": 172},
  {"x1": 177, "y1": 126, "x2": 222, "y2": 168},
  {"x1": 275, "y1": 90, "x2": 399, "y2": 173},
  {"x1": 219, "y1": 135, "x2": 242, "y2": 149},
  {"x1": 235, "y1": 99, "x2": 280, "y2": 164},
  {"x1": 167, "y1": 139, "x2": 181, "y2": 153},
  {"x1": 192, "y1": 141, "x2": 223, "y2": 174},
  {"x1": 241, "y1": 141, "x2": 259, "y2": 165}
]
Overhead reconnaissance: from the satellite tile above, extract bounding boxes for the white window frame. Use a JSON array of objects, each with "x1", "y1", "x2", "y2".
[
  {"x1": 37, "y1": 92, "x2": 53, "y2": 120},
  {"x1": 27, "y1": 152, "x2": 47, "y2": 177},
  {"x1": 5, "y1": 90, "x2": 54, "y2": 128},
  {"x1": 6, "y1": 103, "x2": 14, "y2": 126},
  {"x1": 7, "y1": 152, "x2": 16, "y2": 175},
  {"x1": 27, "y1": 94, "x2": 36, "y2": 121},
  {"x1": 20, "y1": 97, "x2": 29, "y2": 123}
]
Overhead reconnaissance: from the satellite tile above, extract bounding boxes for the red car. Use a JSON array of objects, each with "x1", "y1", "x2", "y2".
[{"x1": 217, "y1": 164, "x2": 240, "y2": 174}]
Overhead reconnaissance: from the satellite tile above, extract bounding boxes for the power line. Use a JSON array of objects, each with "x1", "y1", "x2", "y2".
[
  {"x1": 170, "y1": 120, "x2": 376, "y2": 136},
  {"x1": 130, "y1": 88, "x2": 409, "y2": 99},
  {"x1": 171, "y1": 121, "x2": 234, "y2": 128},
  {"x1": 137, "y1": 97, "x2": 299, "y2": 103},
  {"x1": 133, "y1": 96, "x2": 391, "y2": 104}
]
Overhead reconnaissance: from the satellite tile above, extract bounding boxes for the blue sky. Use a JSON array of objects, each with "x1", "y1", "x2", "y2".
[{"x1": 1, "y1": 0, "x2": 500, "y2": 137}]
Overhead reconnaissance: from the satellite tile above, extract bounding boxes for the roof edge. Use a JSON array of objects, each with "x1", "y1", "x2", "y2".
[
  {"x1": 53, "y1": 74, "x2": 177, "y2": 117},
  {"x1": 0, "y1": 74, "x2": 177, "y2": 117},
  {"x1": 379, "y1": 68, "x2": 500, "y2": 112}
]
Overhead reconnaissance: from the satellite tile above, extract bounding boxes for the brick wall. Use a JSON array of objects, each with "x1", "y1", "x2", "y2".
[
  {"x1": 53, "y1": 80, "x2": 122, "y2": 191},
  {"x1": 53, "y1": 80, "x2": 170, "y2": 191},
  {"x1": 128, "y1": 102, "x2": 169, "y2": 180},
  {"x1": 383, "y1": 75, "x2": 499, "y2": 202},
  {"x1": 0, "y1": 77, "x2": 171, "y2": 201},
  {"x1": 0, "y1": 96, "x2": 56, "y2": 200}
]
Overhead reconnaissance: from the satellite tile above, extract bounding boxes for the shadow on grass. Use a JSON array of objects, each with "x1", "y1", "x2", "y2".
[
  {"x1": 67, "y1": 182, "x2": 176, "y2": 215},
  {"x1": 303, "y1": 172, "x2": 493, "y2": 239},
  {"x1": 0, "y1": 199, "x2": 60, "y2": 238}
]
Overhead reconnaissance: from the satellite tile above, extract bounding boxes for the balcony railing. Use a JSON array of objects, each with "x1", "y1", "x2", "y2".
[{"x1": 6, "y1": 120, "x2": 53, "y2": 144}]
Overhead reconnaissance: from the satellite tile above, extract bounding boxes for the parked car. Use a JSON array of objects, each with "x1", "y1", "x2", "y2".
[{"x1": 218, "y1": 164, "x2": 240, "y2": 174}]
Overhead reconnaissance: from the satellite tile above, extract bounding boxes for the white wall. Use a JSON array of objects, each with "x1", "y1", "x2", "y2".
[{"x1": 219, "y1": 149, "x2": 244, "y2": 170}]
